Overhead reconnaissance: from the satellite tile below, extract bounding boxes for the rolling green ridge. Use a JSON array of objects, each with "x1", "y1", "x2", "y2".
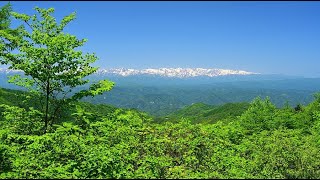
[
  {"x1": 155, "y1": 102, "x2": 250, "y2": 124},
  {"x1": 82, "y1": 84, "x2": 315, "y2": 116},
  {"x1": 0, "y1": 88, "x2": 25, "y2": 106},
  {"x1": 0, "y1": 87, "x2": 143, "y2": 123},
  {"x1": 1, "y1": 73, "x2": 318, "y2": 117}
]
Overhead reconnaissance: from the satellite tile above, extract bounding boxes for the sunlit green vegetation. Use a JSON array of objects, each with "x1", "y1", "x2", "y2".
[{"x1": 1, "y1": 87, "x2": 320, "y2": 178}]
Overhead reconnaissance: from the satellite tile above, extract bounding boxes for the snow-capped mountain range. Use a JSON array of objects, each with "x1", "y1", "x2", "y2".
[
  {"x1": 96, "y1": 68, "x2": 259, "y2": 78},
  {"x1": 0, "y1": 67, "x2": 258, "y2": 78}
]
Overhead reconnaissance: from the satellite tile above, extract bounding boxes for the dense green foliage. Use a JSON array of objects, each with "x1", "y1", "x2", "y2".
[
  {"x1": 0, "y1": 3, "x2": 22, "y2": 61},
  {"x1": 0, "y1": 88, "x2": 320, "y2": 179}
]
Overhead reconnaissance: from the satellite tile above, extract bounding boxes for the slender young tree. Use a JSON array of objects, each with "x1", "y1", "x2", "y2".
[{"x1": 1, "y1": 7, "x2": 114, "y2": 133}]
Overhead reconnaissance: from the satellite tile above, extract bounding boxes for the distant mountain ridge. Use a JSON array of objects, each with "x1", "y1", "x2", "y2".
[
  {"x1": 0, "y1": 67, "x2": 319, "y2": 116},
  {"x1": 95, "y1": 68, "x2": 258, "y2": 78}
]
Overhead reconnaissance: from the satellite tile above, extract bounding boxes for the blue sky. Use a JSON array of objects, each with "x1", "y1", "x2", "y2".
[{"x1": 2, "y1": 1, "x2": 320, "y2": 77}]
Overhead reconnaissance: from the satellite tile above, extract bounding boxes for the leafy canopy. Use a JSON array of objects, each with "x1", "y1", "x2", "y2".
[{"x1": 0, "y1": 3, "x2": 22, "y2": 62}]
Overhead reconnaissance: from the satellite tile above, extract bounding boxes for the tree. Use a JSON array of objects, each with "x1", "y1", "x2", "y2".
[
  {"x1": 294, "y1": 104, "x2": 303, "y2": 112},
  {"x1": 0, "y1": 3, "x2": 22, "y2": 63},
  {"x1": 240, "y1": 97, "x2": 276, "y2": 133},
  {"x1": 1, "y1": 7, "x2": 114, "y2": 133}
]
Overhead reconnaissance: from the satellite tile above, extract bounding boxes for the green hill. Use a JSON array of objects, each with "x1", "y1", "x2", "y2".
[
  {"x1": 0, "y1": 87, "x2": 122, "y2": 122},
  {"x1": 155, "y1": 102, "x2": 250, "y2": 124},
  {"x1": 0, "y1": 88, "x2": 28, "y2": 106}
]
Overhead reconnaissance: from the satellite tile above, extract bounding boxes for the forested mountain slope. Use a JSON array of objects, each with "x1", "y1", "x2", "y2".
[
  {"x1": 1, "y1": 72, "x2": 319, "y2": 117},
  {"x1": 155, "y1": 102, "x2": 250, "y2": 124},
  {"x1": 83, "y1": 84, "x2": 315, "y2": 116}
]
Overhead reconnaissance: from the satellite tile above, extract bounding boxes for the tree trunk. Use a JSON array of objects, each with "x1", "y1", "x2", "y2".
[{"x1": 44, "y1": 79, "x2": 50, "y2": 134}]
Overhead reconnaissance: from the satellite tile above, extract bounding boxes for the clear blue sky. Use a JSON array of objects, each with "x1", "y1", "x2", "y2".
[{"x1": 2, "y1": 1, "x2": 320, "y2": 77}]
